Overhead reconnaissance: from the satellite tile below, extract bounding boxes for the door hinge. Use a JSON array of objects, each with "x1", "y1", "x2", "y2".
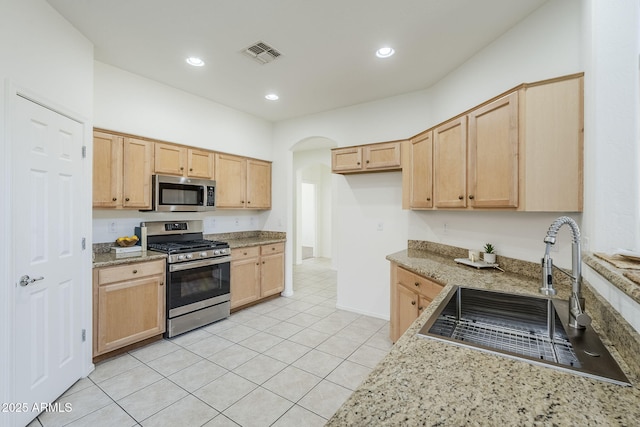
[
  {"x1": 81, "y1": 237, "x2": 86, "y2": 250},
  {"x1": 82, "y1": 146, "x2": 87, "y2": 158},
  {"x1": 81, "y1": 329, "x2": 86, "y2": 342}
]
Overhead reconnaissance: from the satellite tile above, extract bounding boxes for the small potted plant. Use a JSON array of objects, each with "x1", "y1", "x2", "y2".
[{"x1": 483, "y1": 243, "x2": 497, "y2": 264}]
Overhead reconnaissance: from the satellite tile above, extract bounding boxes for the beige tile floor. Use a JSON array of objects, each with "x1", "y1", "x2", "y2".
[{"x1": 29, "y1": 257, "x2": 392, "y2": 427}]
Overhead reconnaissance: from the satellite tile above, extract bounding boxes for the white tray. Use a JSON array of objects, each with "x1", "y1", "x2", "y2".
[{"x1": 454, "y1": 258, "x2": 499, "y2": 269}]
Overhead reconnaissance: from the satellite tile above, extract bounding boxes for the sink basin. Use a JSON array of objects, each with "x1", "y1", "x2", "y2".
[{"x1": 417, "y1": 286, "x2": 631, "y2": 386}]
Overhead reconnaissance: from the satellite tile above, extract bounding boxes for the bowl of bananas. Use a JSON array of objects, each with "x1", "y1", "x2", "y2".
[{"x1": 115, "y1": 235, "x2": 139, "y2": 247}]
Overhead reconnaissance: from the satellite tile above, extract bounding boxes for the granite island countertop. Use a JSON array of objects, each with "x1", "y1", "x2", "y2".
[{"x1": 327, "y1": 246, "x2": 640, "y2": 426}]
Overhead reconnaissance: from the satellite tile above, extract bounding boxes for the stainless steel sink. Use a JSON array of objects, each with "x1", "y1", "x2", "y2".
[{"x1": 417, "y1": 286, "x2": 631, "y2": 386}]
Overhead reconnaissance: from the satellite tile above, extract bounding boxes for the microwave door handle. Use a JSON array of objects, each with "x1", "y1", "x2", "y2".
[{"x1": 169, "y1": 256, "x2": 231, "y2": 272}]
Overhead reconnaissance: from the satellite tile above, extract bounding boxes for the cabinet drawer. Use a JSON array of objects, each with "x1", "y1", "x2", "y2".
[
  {"x1": 261, "y1": 242, "x2": 284, "y2": 255},
  {"x1": 232, "y1": 246, "x2": 260, "y2": 260},
  {"x1": 396, "y1": 267, "x2": 443, "y2": 300},
  {"x1": 97, "y1": 259, "x2": 165, "y2": 285}
]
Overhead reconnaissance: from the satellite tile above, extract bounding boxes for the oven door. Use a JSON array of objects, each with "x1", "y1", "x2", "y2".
[{"x1": 166, "y1": 256, "x2": 230, "y2": 317}]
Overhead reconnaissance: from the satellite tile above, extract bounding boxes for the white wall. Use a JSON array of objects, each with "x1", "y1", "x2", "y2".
[
  {"x1": 0, "y1": 0, "x2": 94, "y2": 424},
  {"x1": 94, "y1": 62, "x2": 272, "y2": 158},
  {"x1": 272, "y1": 0, "x2": 584, "y2": 319},
  {"x1": 92, "y1": 62, "x2": 276, "y2": 242}
]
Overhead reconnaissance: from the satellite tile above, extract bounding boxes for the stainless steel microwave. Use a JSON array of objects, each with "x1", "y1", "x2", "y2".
[{"x1": 150, "y1": 175, "x2": 216, "y2": 212}]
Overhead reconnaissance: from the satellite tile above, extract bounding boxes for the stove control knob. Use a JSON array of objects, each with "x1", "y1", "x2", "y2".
[
  {"x1": 186, "y1": 254, "x2": 193, "y2": 259},
  {"x1": 200, "y1": 252, "x2": 208, "y2": 257},
  {"x1": 214, "y1": 250, "x2": 221, "y2": 255},
  {"x1": 177, "y1": 254, "x2": 185, "y2": 260}
]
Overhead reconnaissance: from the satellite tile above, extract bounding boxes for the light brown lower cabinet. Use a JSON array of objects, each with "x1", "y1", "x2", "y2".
[
  {"x1": 390, "y1": 262, "x2": 444, "y2": 342},
  {"x1": 231, "y1": 242, "x2": 285, "y2": 309},
  {"x1": 93, "y1": 259, "x2": 166, "y2": 357}
]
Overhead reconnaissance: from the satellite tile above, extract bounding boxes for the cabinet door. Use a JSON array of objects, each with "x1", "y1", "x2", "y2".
[
  {"x1": 410, "y1": 131, "x2": 433, "y2": 209},
  {"x1": 123, "y1": 138, "x2": 154, "y2": 209},
  {"x1": 215, "y1": 153, "x2": 246, "y2": 208},
  {"x1": 188, "y1": 149, "x2": 214, "y2": 179},
  {"x1": 93, "y1": 131, "x2": 123, "y2": 208},
  {"x1": 96, "y1": 274, "x2": 165, "y2": 355},
  {"x1": 434, "y1": 117, "x2": 467, "y2": 208},
  {"x1": 395, "y1": 284, "x2": 420, "y2": 340},
  {"x1": 468, "y1": 92, "x2": 518, "y2": 208},
  {"x1": 331, "y1": 147, "x2": 362, "y2": 172},
  {"x1": 230, "y1": 257, "x2": 260, "y2": 309},
  {"x1": 246, "y1": 159, "x2": 271, "y2": 209},
  {"x1": 260, "y1": 251, "x2": 284, "y2": 298},
  {"x1": 154, "y1": 142, "x2": 186, "y2": 176},
  {"x1": 363, "y1": 142, "x2": 401, "y2": 170}
]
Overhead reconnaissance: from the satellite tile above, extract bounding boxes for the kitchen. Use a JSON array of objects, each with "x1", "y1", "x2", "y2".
[{"x1": 1, "y1": 0, "x2": 640, "y2": 426}]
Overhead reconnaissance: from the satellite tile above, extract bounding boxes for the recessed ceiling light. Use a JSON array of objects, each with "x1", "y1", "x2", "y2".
[
  {"x1": 265, "y1": 94, "x2": 279, "y2": 101},
  {"x1": 186, "y1": 57, "x2": 205, "y2": 67},
  {"x1": 376, "y1": 47, "x2": 395, "y2": 58}
]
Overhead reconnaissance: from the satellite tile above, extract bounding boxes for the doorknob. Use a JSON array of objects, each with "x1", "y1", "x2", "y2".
[{"x1": 19, "y1": 275, "x2": 44, "y2": 287}]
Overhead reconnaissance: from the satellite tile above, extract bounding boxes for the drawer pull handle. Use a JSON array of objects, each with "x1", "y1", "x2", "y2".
[
  {"x1": 132, "y1": 269, "x2": 138, "y2": 274},
  {"x1": 272, "y1": 247, "x2": 275, "y2": 250},
  {"x1": 112, "y1": 197, "x2": 117, "y2": 201},
  {"x1": 244, "y1": 252, "x2": 247, "y2": 255},
  {"x1": 469, "y1": 195, "x2": 474, "y2": 200},
  {"x1": 160, "y1": 282, "x2": 164, "y2": 286},
  {"x1": 411, "y1": 300, "x2": 416, "y2": 306},
  {"x1": 256, "y1": 262, "x2": 260, "y2": 265},
  {"x1": 125, "y1": 197, "x2": 130, "y2": 201},
  {"x1": 414, "y1": 282, "x2": 420, "y2": 287},
  {"x1": 458, "y1": 195, "x2": 464, "y2": 200}
]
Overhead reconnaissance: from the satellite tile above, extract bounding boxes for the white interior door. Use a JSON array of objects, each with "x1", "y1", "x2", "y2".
[{"x1": 12, "y1": 94, "x2": 84, "y2": 426}]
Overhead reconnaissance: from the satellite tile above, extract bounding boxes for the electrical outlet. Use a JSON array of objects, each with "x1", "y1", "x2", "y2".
[
  {"x1": 377, "y1": 222, "x2": 384, "y2": 231},
  {"x1": 108, "y1": 222, "x2": 117, "y2": 234},
  {"x1": 250, "y1": 216, "x2": 255, "y2": 227},
  {"x1": 234, "y1": 217, "x2": 240, "y2": 227},
  {"x1": 443, "y1": 223, "x2": 448, "y2": 234}
]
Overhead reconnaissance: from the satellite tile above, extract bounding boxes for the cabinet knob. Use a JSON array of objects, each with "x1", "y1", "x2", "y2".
[
  {"x1": 112, "y1": 197, "x2": 117, "y2": 202},
  {"x1": 357, "y1": 162, "x2": 361, "y2": 165},
  {"x1": 256, "y1": 262, "x2": 260, "y2": 265},
  {"x1": 125, "y1": 197, "x2": 130, "y2": 201},
  {"x1": 414, "y1": 282, "x2": 420, "y2": 287},
  {"x1": 272, "y1": 247, "x2": 275, "y2": 251},
  {"x1": 262, "y1": 261, "x2": 265, "y2": 264},
  {"x1": 426, "y1": 197, "x2": 431, "y2": 201},
  {"x1": 241, "y1": 200, "x2": 245, "y2": 204},
  {"x1": 132, "y1": 269, "x2": 138, "y2": 274},
  {"x1": 418, "y1": 306, "x2": 424, "y2": 311},
  {"x1": 366, "y1": 160, "x2": 370, "y2": 164},
  {"x1": 243, "y1": 252, "x2": 248, "y2": 255},
  {"x1": 189, "y1": 168, "x2": 193, "y2": 171},
  {"x1": 458, "y1": 195, "x2": 464, "y2": 200},
  {"x1": 180, "y1": 167, "x2": 184, "y2": 171},
  {"x1": 247, "y1": 201, "x2": 251, "y2": 204},
  {"x1": 160, "y1": 282, "x2": 164, "y2": 286},
  {"x1": 469, "y1": 195, "x2": 474, "y2": 200},
  {"x1": 411, "y1": 300, "x2": 416, "y2": 306}
]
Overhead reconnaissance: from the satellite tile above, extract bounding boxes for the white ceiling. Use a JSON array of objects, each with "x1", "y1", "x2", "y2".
[{"x1": 46, "y1": 0, "x2": 548, "y2": 122}]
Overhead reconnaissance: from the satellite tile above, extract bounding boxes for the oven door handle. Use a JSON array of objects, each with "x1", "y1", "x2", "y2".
[{"x1": 169, "y1": 256, "x2": 231, "y2": 272}]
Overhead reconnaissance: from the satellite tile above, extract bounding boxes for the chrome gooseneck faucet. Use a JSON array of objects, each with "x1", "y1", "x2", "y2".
[{"x1": 541, "y1": 216, "x2": 591, "y2": 329}]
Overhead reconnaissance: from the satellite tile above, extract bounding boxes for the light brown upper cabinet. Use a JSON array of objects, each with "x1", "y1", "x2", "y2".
[
  {"x1": 331, "y1": 141, "x2": 402, "y2": 174},
  {"x1": 93, "y1": 130, "x2": 154, "y2": 209},
  {"x1": 518, "y1": 76, "x2": 583, "y2": 211},
  {"x1": 433, "y1": 117, "x2": 468, "y2": 208},
  {"x1": 467, "y1": 91, "x2": 519, "y2": 208},
  {"x1": 215, "y1": 153, "x2": 272, "y2": 209},
  {"x1": 409, "y1": 130, "x2": 434, "y2": 209},
  {"x1": 412, "y1": 73, "x2": 583, "y2": 212},
  {"x1": 154, "y1": 142, "x2": 214, "y2": 179}
]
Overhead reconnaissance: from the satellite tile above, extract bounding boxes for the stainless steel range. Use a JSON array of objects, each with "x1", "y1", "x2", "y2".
[{"x1": 137, "y1": 220, "x2": 231, "y2": 338}]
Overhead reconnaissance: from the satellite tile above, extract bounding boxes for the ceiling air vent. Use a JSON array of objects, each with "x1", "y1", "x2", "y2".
[{"x1": 242, "y1": 41, "x2": 282, "y2": 65}]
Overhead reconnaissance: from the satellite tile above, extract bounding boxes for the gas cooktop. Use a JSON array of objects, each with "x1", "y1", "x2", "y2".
[{"x1": 148, "y1": 239, "x2": 228, "y2": 254}]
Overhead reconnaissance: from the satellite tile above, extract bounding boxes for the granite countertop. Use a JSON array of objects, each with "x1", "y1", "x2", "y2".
[
  {"x1": 327, "y1": 246, "x2": 640, "y2": 426},
  {"x1": 205, "y1": 231, "x2": 286, "y2": 249},
  {"x1": 92, "y1": 231, "x2": 286, "y2": 268},
  {"x1": 92, "y1": 250, "x2": 167, "y2": 268}
]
